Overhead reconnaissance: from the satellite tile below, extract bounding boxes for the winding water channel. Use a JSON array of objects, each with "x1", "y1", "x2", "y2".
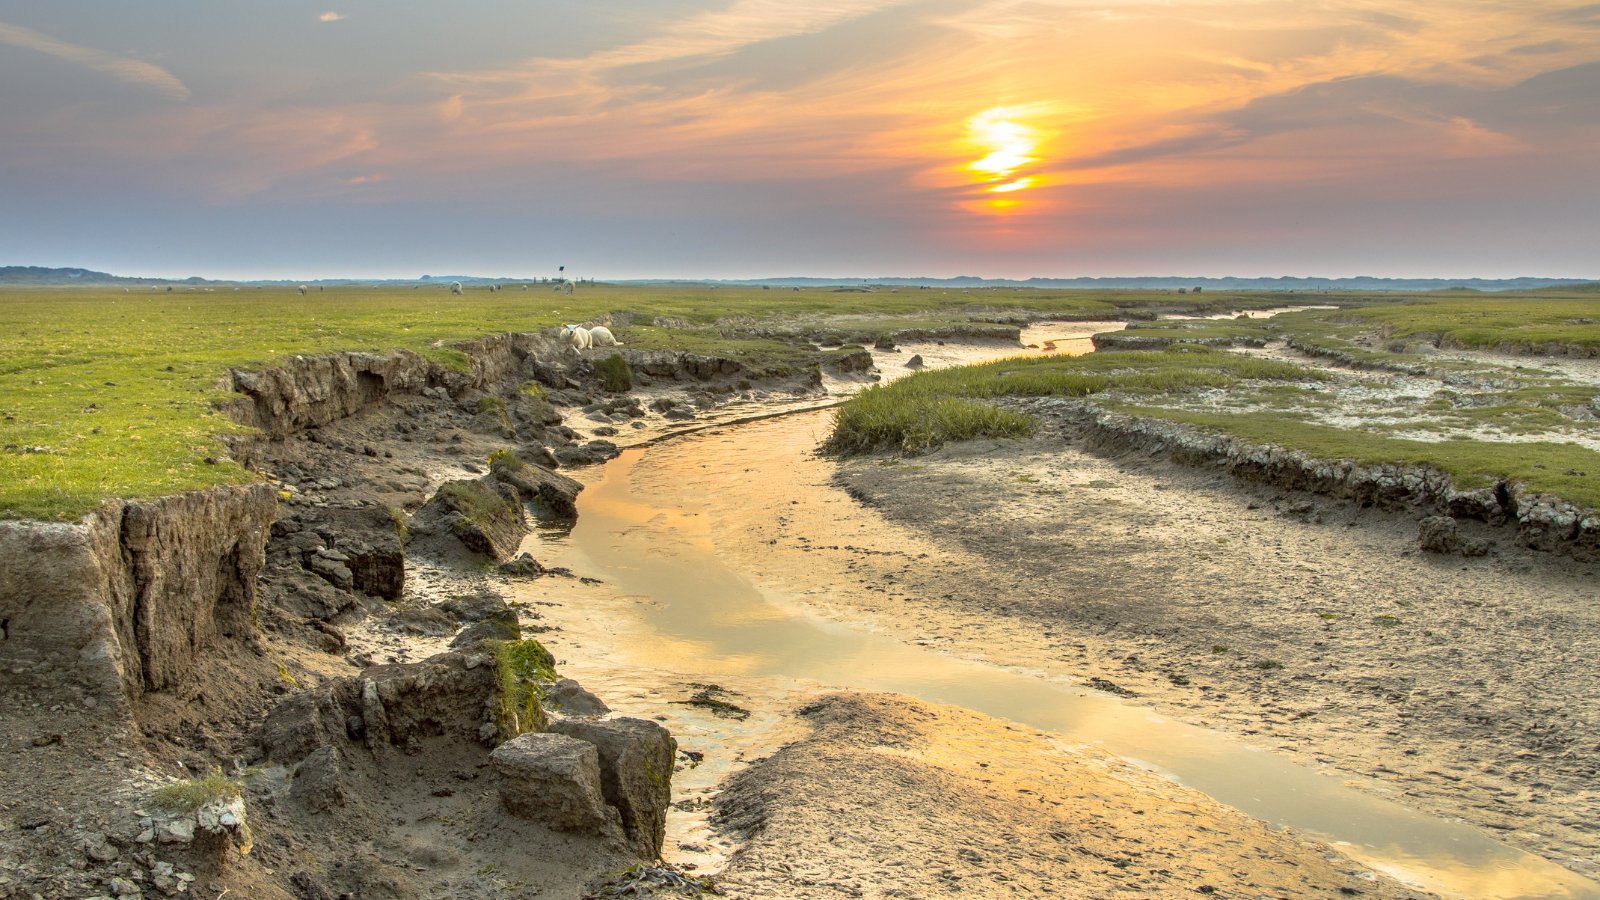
[{"x1": 511, "y1": 322, "x2": 1600, "y2": 900}]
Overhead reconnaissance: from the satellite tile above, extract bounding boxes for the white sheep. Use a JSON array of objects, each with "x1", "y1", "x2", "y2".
[
  {"x1": 587, "y1": 325, "x2": 622, "y2": 347},
  {"x1": 559, "y1": 324, "x2": 593, "y2": 353},
  {"x1": 450, "y1": 281, "x2": 463, "y2": 295},
  {"x1": 297, "y1": 285, "x2": 307, "y2": 295}
]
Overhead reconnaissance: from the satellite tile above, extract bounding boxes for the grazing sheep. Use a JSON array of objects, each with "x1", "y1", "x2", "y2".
[
  {"x1": 559, "y1": 324, "x2": 593, "y2": 353},
  {"x1": 587, "y1": 325, "x2": 622, "y2": 347},
  {"x1": 450, "y1": 281, "x2": 463, "y2": 295},
  {"x1": 297, "y1": 285, "x2": 308, "y2": 295}
]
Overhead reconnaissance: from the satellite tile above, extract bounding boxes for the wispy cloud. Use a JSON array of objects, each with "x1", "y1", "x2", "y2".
[
  {"x1": 432, "y1": 0, "x2": 917, "y2": 90},
  {"x1": 0, "y1": 20, "x2": 189, "y2": 100},
  {"x1": 319, "y1": 12, "x2": 345, "y2": 23}
]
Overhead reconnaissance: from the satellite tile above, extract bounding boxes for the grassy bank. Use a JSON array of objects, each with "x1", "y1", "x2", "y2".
[
  {"x1": 828, "y1": 325, "x2": 1600, "y2": 510},
  {"x1": 16, "y1": 282, "x2": 1592, "y2": 521},
  {"x1": 1104, "y1": 405, "x2": 1600, "y2": 508},
  {"x1": 824, "y1": 348, "x2": 1318, "y2": 454},
  {"x1": 1, "y1": 284, "x2": 1274, "y2": 521},
  {"x1": 1293, "y1": 290, "x2": 1600, "y2": 356}
]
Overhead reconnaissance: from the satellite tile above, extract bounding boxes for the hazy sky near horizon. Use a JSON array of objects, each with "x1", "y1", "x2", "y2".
[{"x1": 2, "y1": 2, "x2": 1597, "y2": 280}]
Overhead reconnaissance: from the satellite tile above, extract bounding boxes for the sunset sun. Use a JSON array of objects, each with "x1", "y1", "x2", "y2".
[{"x1": 964, "y1": 106, "x2": 1048, "y2": 213}]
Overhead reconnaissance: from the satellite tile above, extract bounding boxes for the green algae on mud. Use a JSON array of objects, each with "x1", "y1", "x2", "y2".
[{"x1": 493, "y1": 638, "x2": 558, "y2": 739}]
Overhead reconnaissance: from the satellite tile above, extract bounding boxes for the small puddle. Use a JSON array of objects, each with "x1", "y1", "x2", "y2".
[{"x1": 512, "y1": 311, "x2": 1598, "y2": 899}]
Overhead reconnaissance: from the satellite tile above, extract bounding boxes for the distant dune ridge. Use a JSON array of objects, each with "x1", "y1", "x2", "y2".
[{"x1": 1, "y1": 265, "x2": 1596, "y2": 292}]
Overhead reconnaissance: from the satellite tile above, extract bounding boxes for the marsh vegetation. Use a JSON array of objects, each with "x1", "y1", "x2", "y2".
[
  {"x1": 0, "y1": 284, "x2": 1302, "y2": 520},
  {"x1": 829, "y1": 287, "x2": 1600, "y2": 512}
]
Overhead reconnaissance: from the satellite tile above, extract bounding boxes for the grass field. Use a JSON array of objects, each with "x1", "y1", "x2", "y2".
[
  {"x1": 1307, "y1": 290, "x2": 1600, "y2": 355},
  {"x1": 0, "y1": 283, "x2": 1253, "y2": 521},
  {"x1": 831, "y1": 287, "x2": 1600, "y2": 510},
  {"x1": 11, "y1": 282, "x2": 1599, "y2": 521}
]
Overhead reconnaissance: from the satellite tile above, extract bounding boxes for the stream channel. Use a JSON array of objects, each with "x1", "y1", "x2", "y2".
[{"x1": 506, "y1": 321, "x2": 1600, "y2": 900}]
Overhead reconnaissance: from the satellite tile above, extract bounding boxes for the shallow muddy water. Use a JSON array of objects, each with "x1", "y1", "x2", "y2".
[{"x1": 511, "y1": 314, "x2": 1599, "y2": 899}]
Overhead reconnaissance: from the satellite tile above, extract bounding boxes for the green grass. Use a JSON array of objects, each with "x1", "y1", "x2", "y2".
[
  {"x1": 594, "y1": 353, "x2": 633, "y2": 392},
  {"x1": 150, "y1": 772, "x2": 242, "y2": 813},
  {"x1": 1308, "y1": 294, "x2": 1600, "y2": 355},
  {"x1": 9, "y1": 283, "x2": 1575, "y2": 521},
  {"x1": 1098, "y1": 318, "x2": 1275, "y2": 347},
  {"x1": 621, "y1": 324, "x2": 819, "y2": 378},
  {"x1": 831, "y1": 330, "x2": 1600, "y2": 509},
  {"x1": 493, "y1": 638, "x2": 558, "y2": 739},
  {"x1": 826, "y1": 392, "x2": 1037, "y2": 454},
  {"x1": 826, "y1": 347, "x2": 1318, "y2": 454}
]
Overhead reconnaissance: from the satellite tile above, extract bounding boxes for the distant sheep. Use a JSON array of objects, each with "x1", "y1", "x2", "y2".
[
  {"x1": 559, "y1": 324, "x2": 593, "y2": 353},
  {"x1": 450, "y1": 281, "x2": 463, "y2": 295},
  {"x1": 297, "y1": 285, "x2": 307, "y2": 295},
  {"x1": 587, "y1": 325, "x2": 622, "y2": 347}
]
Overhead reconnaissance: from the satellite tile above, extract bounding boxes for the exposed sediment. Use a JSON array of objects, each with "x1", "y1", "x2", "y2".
[{"x1": 0, "y1": 482, "x2": 275, "y2": 706}]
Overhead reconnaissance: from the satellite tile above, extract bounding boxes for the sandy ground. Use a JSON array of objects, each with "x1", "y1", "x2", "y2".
[
  {"x1": 825, "y1": 418, "x2": 1600, "y2": 882},
  {"x1": 712, "y1": 692, "x2": 1421, "y2": 899}
]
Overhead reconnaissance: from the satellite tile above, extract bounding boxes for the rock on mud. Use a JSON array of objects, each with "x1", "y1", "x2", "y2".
[
  {"x1": 1418, "y1": 515, "x2": 1460, "y2": 554},
  {"x1": 492, "y1": 733, "x2": 620, "y2": 837},
  {"x1": 548, "y1": 717, "x2": 676, "y2": 859},
  {"x1": 412, "y1": 476, "x2": 527, "y2": 560},
  {"x1": 547, "y1": 679, "x2": 610, "y2": 718},
  {"x1": 255, "y1": 650, "x2": 498, "y2": 765},
  {"x1": 489, "y1": 453, "x2": 583, "y2": 518}
]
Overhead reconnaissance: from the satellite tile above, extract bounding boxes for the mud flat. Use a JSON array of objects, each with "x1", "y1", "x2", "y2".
[
  {"x1": 712, "y1": 692, "x2": 1414, "y2": 899},
  {"x1": 520, "y1": 410, "x2": 1592, "y2": 899},
  {"x1": 831, "y1": 413, "x2": 1600, "y2": 886}
]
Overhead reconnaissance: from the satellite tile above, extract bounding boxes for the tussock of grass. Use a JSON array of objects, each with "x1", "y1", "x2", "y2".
[
  {"x1": 151, "y1": 772, "x2": 242, "y2": 813},
  {"x1": 826, "y1": 392, "x2": 1036, "y2": 455},
  {"x1": 825, "y1": 348, "x2": 1319, "y2": 455},
  {"x1": 493, "y1": 639, "x2": 557, "y2": 738},
  {"x1": 594, "y1": 353, "x2": 633, "y2": 392},
  {"x1": 437, "y1": 480, "x2": 516, "y2": 533}
]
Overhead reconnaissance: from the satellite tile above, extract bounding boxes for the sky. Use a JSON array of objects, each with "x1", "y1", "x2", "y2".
[{"x1": 1, "y1": 1, "x2": 1597, "y2": 280}]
